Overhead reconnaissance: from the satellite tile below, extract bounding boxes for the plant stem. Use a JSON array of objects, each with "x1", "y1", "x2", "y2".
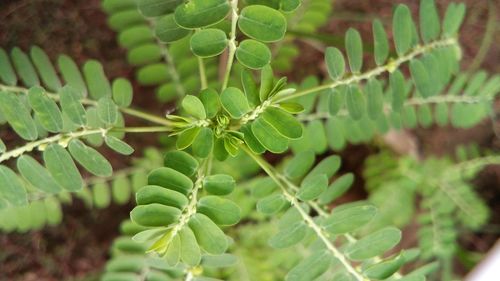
[
  {"x1": 272, "y1": 38, "x2": 458, "y2": 103},
  {"x1": 242, "y1": 146, "x2": 366, "y2": 281},
  {"x1": 198, "y1": 56, "x2": 208, "y2": 90},
  {"x1": 0, "y1": 83, "x2": 173, "y2": 127},
  {"x1": 221, "y1": 0, "x2": 239, "y2": 91}
]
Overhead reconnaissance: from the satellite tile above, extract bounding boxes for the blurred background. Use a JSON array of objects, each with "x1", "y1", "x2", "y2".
[{"x1": 0, "y1": 0, "x2": 498, "y2": 280}]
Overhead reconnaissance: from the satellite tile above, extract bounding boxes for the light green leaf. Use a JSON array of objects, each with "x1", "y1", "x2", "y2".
[
  {"x1": 190, "y1": 29, "x2": 228, "y2": 58},
  {"x1": 241, "y1": 124, "x2": 266, "y2": 154},
  {"x1": 30, "y1": 46, "x2": 62, "y2": 91},
  {"x1": 241, "y1": 69, "x2": 260, "y2": 107},
  {"x1": 328, "y1": 87, "x2": 345, "y2": 116},
  {"x1": 318, "y1": 173, "x2": 354, "y2": 205},
  {"x1": 201, "y1": 254, "x2": 238, "y2": 268},
  {"x1": 83, "y1": 60, "x2": 112, "y2": 100},
  {"x1": 68, "y1": 139, "x2": 113, "y2": 177},
  {"x1": 420, "y1": 0, "x2": 440, "y2": 43},
  {"x1": 0, "y1": 91, "x2": 38, "y2": 140},
  {"x1": 0, "y1": 48, "x2": 17, "y2": 85},
  {"x1": 390, "y1": 70, "x2": 406, "y2": 112},
  {"x1": 59, "y1": 85, "x2": 87, "y2": 126},
  {"x1": 93, "y1": 182, "x2": 111, "y2": 209},
  {"x1": 284, "y1": 150, "x2": 315, "y2": 180},
  {"x1": 182, "y1": 95, "x2": 206, "y2": 119},
  {"x1": 197, "y1": 196, "x2": 241, "y2": 226},
  {"x1": 174, "y1": 0, "x2": 230, "y2": 29},
  {"x1": 11, "y1": 47, "x2": 40, "y2": 87},
  {"x1": 155, "y1": 14, "x2": 190, "y2": 43},
  {"x1": 269, "y1": 221, "x2": 307, "y2": 249},
  {"x1": 97, "y1": 96, "x2": 118, "y2": 125},
  {"x1": 131, "y1": 203, "x2": 181, "y2": 227},
  {"x1": 203, "y1": 174, "x2": 235, "y2": 196},
  {"x1": 261, "y1": 106, "x2": 302, "y2": 139},
  {"x1": 188, "y1": 213, "x2": 228, "y2": 255},
  {"x1": 17, "y1": 155, "x2": 62, "y2": 194},
  {"x1": 286, "y1": 250, "x2": 333, "y2": 281},
  {"x1": 322, "y1": 204, "x2": 377, "y2": 234},
  {"x1": 0, "y1": 165, "x2": 27, "y2": 206},
  {"x1": 166, "y1": 232, "x2": 181, "y2": 266},
  {"x1": 303, "y1": 155, "x2": 340, "y2": 183},
  {"x1": 393, "y1": 5, "x2": 413, "y2": 56},
  {"x1": 148, "y1": 167, "x2": 193, "y2": 195},
  {"x1": 251, "y1": 117, "x2": 289, "y2": 153},
  {"x1": 192, "y1": 127, "x2": 214, "y2": 158},
  {"x1": 297, "y1": 174, "x2": 328, "y2": 202},
  {"x1": 112, "y1": 78, "x2": 133, "y2": 107},
  {"x1": 366, "y1": 78, "x2": 384, "y2": 120},
  {"x1": 137, "y1": 0, "x2": 182, "y2": 17},
  {"x1": 179, "y1": 226, "x2": 201, "y2": 266},
  {"x1": 325, "y1": 47, "x2": 345, "y2": 80},
  {"x1": 345, "y1": 28, "x2": 363, "y2": 73},
  {"x1": 43, "y1": 143, "x2": 83, "y2": 191},
  {"x1": 238, "y1": 5, "x2": 287, "y2": 42},
  {"x1": 410, "y1": 60, "x2": 432, "y2": 97},
  {"x1": 176, "y1": 127, "x2": 201, "y2": 150},
  {"x1": 346, "y1": 85, "x2": 365, "y2": 120},
  {"x1": 136, "y1": 185, "x2": 188, "y2": 209},
  {"x1": 259, "y1": 65, "x2": 274, "y2": 102},
  {"x1": 279, "y1": 102, "x2": 304, "y2": 114},
  {"x1": 373, "y1": 19, "x2": 389, "y2": 65},
  {"x1": 443, "y1": 3, "x2": 466, "y2": 37},
  {"x1": 199, "y1": 88, "x2": 220, "y2": 119},
  {"x1": 363, "y1": 254, "x2": 405, "y2": 280},
  {"x1": 111, "y1": 175, "x2": 131, "y2": 205},
  {"x1": 345, "y1": 227, "x2": 402, "y2": 260},
  {"x1": 164, "y1": 150, "x2": 199, "y2": 177},
  {"x1": 220, "y1": 87, "x2": 251, "y2": 119},
  {"x1": 57, "y1": 55, "x2": 87, "y2": 96},
  {"x1": 105, "y1": 136, "x2": 134, "y2": 155},
  {"x1": 28, "y1": 86, "x2": 63, "y2": 133},
  {"x1": 236, "y1": 39, "x2": 272, "y2": 69},
  {"x1": 257, "y1": 193, "x2": 287, "y2": 215}
]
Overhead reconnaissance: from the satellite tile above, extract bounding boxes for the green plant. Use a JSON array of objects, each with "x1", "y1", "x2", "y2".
[{"x1": 0, "y1": 0, "x2": 498, "y2": 280}]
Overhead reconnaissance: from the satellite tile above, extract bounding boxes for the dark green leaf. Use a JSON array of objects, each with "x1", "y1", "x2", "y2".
[
  {"x1": 192, "y1": 127, "x2": 214, "y2": 158},
  {"x1": 238, "y1": 5, "x2": 287, "y2": 42},
  {"x1": 112, "y1": 78, "x2": 133, "y2": 107},
  {"x1": 138, "y1": 0, "x2": 182, "y2": 17},
  {"x1": 131, "y1": 203, "x2": 181, "y2": 227},
  {"x1": 220, "y1": 87, "x2": 250, "y2": 119},
  {"x1": 148, "y1": 167, "x2": 193, "y2": 195},
  {"x1": 188, "y1": 213, "x2": 228, "y2": 255},
  {"x1": 174, "y1": 0, "x2": 230, "y2": 29},
  {"x1": 179, "y1": 226, "x2": 201, "y2": 266},
  {"x1": 443, "y1": 3, "x2": 466, "y2": 37},
  {"x1": 236, "y1": 39, "x2": 271, "y2": 69},
  {"x1": 199, "y1": 88, "x2": 221, "y2": 119},
  {"x1": 30, "y1": 46, "x2": 62, "y2": 91},
  {"x1": 59, "y1": 85, "x2": 86, "y2": 126},
  {"x1": 203, "y1": 174, "x2": 235, "y2": 196},
  {"x1": 251, "y1": 117, "x2": 289, "y2": 153},
  {"x1": 97, "y1": 96, "x2": 118, "y2": 125},
  {"x1": 345, "y1": 227, "x2": 402, "y2": 260},
  {"x1": 366, "y1": 78, "x2": 384, "y2": 119},
  {"x1": 83, "y1": 60, "x2": 112, "y2": 100},
  {"x1": 390, "y1": 70, "x2": 406, "y2": 112},
  {"x1": 11, "y1": 47, "x2": 39, "y2": 87},
  {"x1": 190, "y1": 29, "x2": 228, "y2": 58},
  {"x1": 0, "y1": 48, "x2": 17, "y2": 85},
  {"x1": 410, "y1": 60, "x2": 433, "y2": 97},
  {"x1": 318, "y1": 173, "x2": 354, "y2": 205},
  {"x1": 155, "y1": 13, "x2": 190, "y2": 43},
  {"x1": 105, "y1": 136, "x2": 134, "y2": 155},
  {"x1": 136, "y1": 185, "x2": 188, "y2": 209},
  {"x1": 393, "y1": 5, "x2": 413, "y2": 56},
  {"x1": 164, "y1": 150, "x2": 199, "y2": 177},
  {"x1": 28, "y1": 86, "x2": 63, "y2": 132},
  {"x1": 241, "y1": 69, "x2": 260, "y2": 107},
  {"x1": 197, "y1": 196, "x2": 241, "y2": 226},
  {"x1": 420, "y1": 0, "x2": 440, "y2": 43},
  {"x1": 176, "y1": 127, "x2": 201, "y2": 150},
  {"x1": 57, "y1": 55, "x2": 87, "y2": 96},
  {"x1": 346, "y1": 85, "x2": 365, "y2": 120},
  {"x1": 322, "y1": 204, "x2": 377, "y2": 234},
  {"x1": 261, "y1": 106, "x2": 302, "y2": 139}
]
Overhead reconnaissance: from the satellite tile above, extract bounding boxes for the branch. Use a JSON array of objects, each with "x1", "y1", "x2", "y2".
[
  {"x1": 221, "y1": 0, "x2": 239, "y2": 90},
  {"x1": 272, "y1": 38, "x2": 458, "y2": 103},
  {"x1": 242, "y1": 146, "x2": 366, "y2": 281}
]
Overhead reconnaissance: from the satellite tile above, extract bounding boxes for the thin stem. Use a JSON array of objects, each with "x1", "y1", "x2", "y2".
[
  {"x1": 242, "y1": 146, "x2": 366, "y2": 281},
  {"x1": 0, "y1": 83, "x2": 173, "y2": 127},
  {"x1": 272, "y1": 38, "x2": 458, "y2": 103},
  {"x1": 0, "y1": 128, "x2": 105, "y2": 163},
  {"x1": 110, "y1": 126, "x2": 171, "y2": 133},
  {"x1": 221, "y1": 0, "x2": 239, "y2": 90},
  {"x1": 198, "y1": 56, "x2": 208, "y2": 90}
]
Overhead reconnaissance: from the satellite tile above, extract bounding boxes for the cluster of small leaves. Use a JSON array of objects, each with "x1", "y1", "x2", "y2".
[
  {"x1": 101, "y1": 0, "x2": 219, "y2": 102},
  {"x1": 362, "y1": 147, "x2": 494, "y2": 280},
  {"x1": 0, "y1": 46, "x2": 134, "y2": 212},
  {"x1": 129, "y1": 150, "x2": 241, "y2": 269}
]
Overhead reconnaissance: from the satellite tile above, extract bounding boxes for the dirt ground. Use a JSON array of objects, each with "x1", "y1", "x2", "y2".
[{"x1": 0, "y1": 0, "x2": 498, "y2": 280}]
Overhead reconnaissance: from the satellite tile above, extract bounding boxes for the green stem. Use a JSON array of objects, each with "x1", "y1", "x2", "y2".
[
  {"x1": 242, "y1": 146, "x2": 367, "y2": 281},
  {"x1": 272, "y1": 38, "x2": 458, "y2": 103},
  {"x1": 198, "y1": 56, "x2": 208, "y2": 90},
  {"x1": 221, "y1": 0, "x2": 239, "y2": 91}
]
